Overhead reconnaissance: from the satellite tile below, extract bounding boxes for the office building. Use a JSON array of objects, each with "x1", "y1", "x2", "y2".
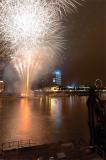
[{"x1": 52, "y1": 69, "x2": 62, "y2": 86}]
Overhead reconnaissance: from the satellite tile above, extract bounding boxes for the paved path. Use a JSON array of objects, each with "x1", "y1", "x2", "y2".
[{"x1": 0, "y1": 142, "x2": 104, "y2": 160}]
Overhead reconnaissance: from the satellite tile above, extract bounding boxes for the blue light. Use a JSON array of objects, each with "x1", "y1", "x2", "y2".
[
  {"x1": 52, "y1": 69, "x2": 62, "y2": 85},
  {"x1": 53, "y1": 70, "x2": 61, "y2": 75}
]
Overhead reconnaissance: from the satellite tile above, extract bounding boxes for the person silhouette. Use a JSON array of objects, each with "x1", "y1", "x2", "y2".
[{"x1": 87, "y1": 87, "x2": 104, "y2": 147}]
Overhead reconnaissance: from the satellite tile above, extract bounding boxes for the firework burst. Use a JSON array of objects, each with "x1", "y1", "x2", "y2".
[
  {"x1": 0, "y1": 0, "x2": 63, "y2": 54},
  {"x1": 0, "y1": 0, "x2": 83, "y2": 54},
  {"x1": 0, "y1": 0, "x2": 82, "y2": 95}
]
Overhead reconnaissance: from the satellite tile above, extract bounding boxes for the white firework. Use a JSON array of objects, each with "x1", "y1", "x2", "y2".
[
  {"x1": 0, "y1": 0, "x2": 83, "y2": 55},
  {"x1": 0, "y1": 0, "x2": 63, "y2": 54},
  {"x1": 48, "y1": 0, "x2": 83, "y2": 14}
]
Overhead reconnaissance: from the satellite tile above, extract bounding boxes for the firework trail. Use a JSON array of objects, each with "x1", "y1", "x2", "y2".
[
  {"x1": 0, "y1": 0, "x2": 82, "y2": 95},
  {"x1": 0, "y1": 0, "x2": 83, "y2": 54},
  {"x1": 0, "y1": 0, "x2": 62, "y2": 54},
  {"x1": 50, "y1": 0, "x2": 83, "y2": 14}
]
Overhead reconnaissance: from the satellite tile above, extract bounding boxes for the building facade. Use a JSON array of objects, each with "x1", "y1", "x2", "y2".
[{"x1": 52, "y1": 69, "x2": 62, "y2": 86}]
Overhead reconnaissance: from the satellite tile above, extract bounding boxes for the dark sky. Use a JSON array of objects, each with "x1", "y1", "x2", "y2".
[{"x1": 60, "y1": 0, "x2": 106, "y2": 85}]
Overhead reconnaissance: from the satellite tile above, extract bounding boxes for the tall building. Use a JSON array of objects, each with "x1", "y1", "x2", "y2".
[{"x1": 52, "y1": 69, "x2": 62, "y2": 86}]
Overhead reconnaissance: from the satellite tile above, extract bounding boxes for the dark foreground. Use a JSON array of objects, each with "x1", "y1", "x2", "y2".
[{"x1": 0, "y1": 141, "x2": 104, "y2": 160}]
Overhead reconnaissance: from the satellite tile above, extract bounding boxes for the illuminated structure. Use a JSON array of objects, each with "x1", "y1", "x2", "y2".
[
  {"x1": 0, "y1": 81, "x2": 5, "y2": 93},
  {"x1": 52, "y1": 69, "x2": 62, "y2": 86},
  {"x1": 95, "y1": 79, "x2": 103, "y2": 89}
]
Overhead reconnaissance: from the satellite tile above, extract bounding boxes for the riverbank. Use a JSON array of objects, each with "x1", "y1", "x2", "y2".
[{"x1": 0, "y1": 141, "x2": 104, "y2": 160}]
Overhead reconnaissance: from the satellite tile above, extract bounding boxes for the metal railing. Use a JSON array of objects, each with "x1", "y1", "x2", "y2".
[
  {"x1": 0, "y1": 138, "x2": 88, "y2": 152},
  {"x1": 0, "y1": 139, "x2": 36, "y2": 151}
]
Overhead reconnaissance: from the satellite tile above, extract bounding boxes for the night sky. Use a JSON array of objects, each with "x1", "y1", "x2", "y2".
[{"x1": 60, "y1": 0, "x2": 106, "y2": 85}]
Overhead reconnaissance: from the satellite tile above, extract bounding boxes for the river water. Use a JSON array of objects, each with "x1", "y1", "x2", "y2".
[{"x1": 0, "y1": 94, "x2": 105, "y2": 144}]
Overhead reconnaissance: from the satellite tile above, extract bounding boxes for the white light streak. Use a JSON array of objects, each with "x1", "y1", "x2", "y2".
[
  {"x1": 0, "y1": 0, "x2": 63, "y2": 53},
  {"x1": 0, "y1": 0, "x2": 82, "y2": 53}
]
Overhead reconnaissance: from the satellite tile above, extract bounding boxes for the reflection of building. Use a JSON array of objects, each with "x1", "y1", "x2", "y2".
[
  {"x1": 0, "y1": 81, "x2": 5, "y2": 93},
  {"x1": 52, "y1": 69, "x2": 62, "y2": 86}
]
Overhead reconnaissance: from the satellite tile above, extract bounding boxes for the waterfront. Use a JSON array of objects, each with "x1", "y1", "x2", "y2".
[{"x1": 0, "y1": 94, "x2": 106, "y2": 145}]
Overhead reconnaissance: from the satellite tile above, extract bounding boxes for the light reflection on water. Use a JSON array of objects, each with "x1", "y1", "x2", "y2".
[
  {"x1": 49, "y1": 98, "x2": 62, "y2": 127},
  {"x1": 0, "y1": 94, "x2": 105, "y2": 144},
  {"x1": 18, "y1": 99, "x2": 31, "y2": 134}
]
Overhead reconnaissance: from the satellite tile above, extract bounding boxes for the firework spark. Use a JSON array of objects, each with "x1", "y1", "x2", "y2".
[
  {"x1": 0, "y1": 0, "x2": 82, "y2": 96},
  {"x1": 49, "y1": 0, "x2": 83, "y2": 14},
  {"x1": 0, "y1": 0, "x2": 82, "y2": 53},
  {"x1": 0, "y1": 0, "x2": 63, "y2": 53},
  {"x1": 11, "y1": 48, "x2": 57, "y2": 95}
]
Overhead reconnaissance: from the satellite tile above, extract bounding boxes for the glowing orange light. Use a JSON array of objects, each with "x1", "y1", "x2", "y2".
[{"x1": 19, "y1": 99, "x2": 31, "y2": 133}]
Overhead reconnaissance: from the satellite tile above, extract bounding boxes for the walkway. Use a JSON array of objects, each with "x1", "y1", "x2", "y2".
[{"x1": 0, "y1": 140, "x2": 104, "y2": 160}]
